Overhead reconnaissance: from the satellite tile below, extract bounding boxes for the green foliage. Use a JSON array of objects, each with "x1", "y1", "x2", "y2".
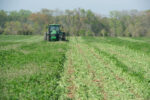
[
  {"x1": 100, "y1": 29, "x2": 107, "y2": 36},
  {"x1": 18, "y1": 23, "x2": 33, "y2": 35},
  {"x1": 4, "y1": 21, "x2": 21, "y2": 35},
  {"x1": 58, "y1": 37, "x2": 150, "y2": 99},
  {"x1": 0, "y1": 36, "x2": 150, "y2": 99},
  {"x1": 0, "y1": 35, "x2": 68, "y2": 99},
  {"x1": 81, "y1": 36, "x2": 150, "y2": 99},
  {"x1": 0, "y1": 27, "x2": 4, "y2": 34},
  {"x1": 0, "y1": 10, "x2": 7, "y2": 27},
  {"x1": 1, "y1": 9, "x2": 149, "y2": 36},
  {"x1": 78, "y1": 29, "x2": 86, "y2": 36}
]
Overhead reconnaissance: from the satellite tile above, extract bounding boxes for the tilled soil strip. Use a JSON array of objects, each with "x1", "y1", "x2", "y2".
[
  {"x1": 67, "y1": 51, "x2": 76, "y2": 99},
  {"x1": 89, "y1": 48, "x2": 142, "y2": 99},
  {"x1": 77, "y1": 44, "x2": 107, "y2": 100}
]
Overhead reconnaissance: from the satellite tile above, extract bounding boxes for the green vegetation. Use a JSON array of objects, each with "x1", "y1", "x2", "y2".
[
  {"x1": 0, "y1": 35, "x2": 68, "y2": 99},
  {"x1": 0, "y1": 9, "x2": 150, "y2": 37},
  {"x1": 0, "y1": 35, "x2": 150, "y2": 100},
  {"x1": 59, "y1": 37, "x2": 150, "y2": 100}
]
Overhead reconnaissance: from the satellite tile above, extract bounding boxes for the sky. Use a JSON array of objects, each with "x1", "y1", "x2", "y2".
[{"x1": 0, "y1": 0, "x2": 150, "y2": 15}]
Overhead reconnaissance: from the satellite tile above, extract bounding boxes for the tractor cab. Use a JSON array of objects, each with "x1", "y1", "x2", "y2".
[
  {"x1": 49, "y1": 24, "x2": 60, "y2": 32},
  {"x1": 45, "y1": 24, "x2": 66, "y2": 41}
]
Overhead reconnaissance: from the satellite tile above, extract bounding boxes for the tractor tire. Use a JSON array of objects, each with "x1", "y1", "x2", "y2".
[
  {"x1": 49, "y1": 35, "x2": 51, "y2": 41},
  {"x1": 62, "y1": 32, "x2": 66, "y2": 41},
  {"x1": 44, "y1": 33, "x2": 47, "y2": 41},
  {"x1": 56, "y1": 34, "x2": 59, "y2": 41},
  {"x1": 44, "y1": 33, "x2": 51, "y2": 41}
]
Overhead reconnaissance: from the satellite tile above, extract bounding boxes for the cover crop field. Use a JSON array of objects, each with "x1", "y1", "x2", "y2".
[{"x1": 0, "y1": 35, "x2": 150, "y2": 100}]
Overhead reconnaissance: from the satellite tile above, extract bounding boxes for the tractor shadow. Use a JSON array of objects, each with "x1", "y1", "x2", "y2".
[
  {"x1": 47, "y1": 40, "x2": 69, "y2": 42},
  {"x1": 64, "y1": 40, "x2": 69, "y2": 42}
]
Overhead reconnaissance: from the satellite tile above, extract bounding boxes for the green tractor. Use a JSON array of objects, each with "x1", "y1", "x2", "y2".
[{"x1": 44, "y1": 24, "x2": 66, "y2": 41}]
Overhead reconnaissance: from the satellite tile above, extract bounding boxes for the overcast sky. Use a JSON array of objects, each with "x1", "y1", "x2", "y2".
[{"x1": 0, "y1": 0, "x2": 150, "y2": 15}]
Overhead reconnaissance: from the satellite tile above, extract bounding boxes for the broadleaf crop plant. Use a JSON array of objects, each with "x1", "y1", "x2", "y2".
[{"x1": 0, "y1": 35, "x2": 150, "y2": 100}]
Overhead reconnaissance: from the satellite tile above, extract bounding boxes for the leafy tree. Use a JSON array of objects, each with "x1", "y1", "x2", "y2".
[
  {"x1": 4, "y1": 21, "x2": 21, "y2": 35},
  {"x1": 0, "y1": 10, "x2": 7, "y2": 27},
  {"x1": 18, "y1": 23, "x2": 33, "y2": 35},
  {"x1": 0, "y1": 26, "x2": 4, "y2": 34},
  {"x1": 0, "y1": 9, "x2": 150, "y2": 37}
]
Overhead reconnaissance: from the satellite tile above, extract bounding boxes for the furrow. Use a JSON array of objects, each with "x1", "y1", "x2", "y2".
[
  {"x1": 77, "y1": 43, "x2": 107, "y2": 100},
  {"x1": 89, "y1": 47, "x2": 142, "y2": 99}
]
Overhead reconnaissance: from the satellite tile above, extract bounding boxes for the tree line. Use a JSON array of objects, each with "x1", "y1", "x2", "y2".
[{"x1": 0, "y1": 8, "x2": 150, "y2": 37}]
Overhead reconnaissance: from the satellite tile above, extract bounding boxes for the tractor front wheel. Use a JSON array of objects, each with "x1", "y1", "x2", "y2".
[{"x1": 56, "y1": 34, "x2": 59, "y2": 41}]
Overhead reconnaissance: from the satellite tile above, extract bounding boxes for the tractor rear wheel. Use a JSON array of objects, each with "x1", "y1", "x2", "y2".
[
  {"x1": 56, "y1": 34, "x2": 59, "y2": 41},
  {"x1": 62, "y1": 32, "x2": 66, "y2": 41}
]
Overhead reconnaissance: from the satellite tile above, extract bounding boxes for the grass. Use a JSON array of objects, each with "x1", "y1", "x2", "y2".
[
  {"x1": 82, "y1": 37, "x2": 150, "y2": 99},
  {"x1": 59, "y1": 37, "x2": 150, "y2": 100},
  {"x1": 0, "y1": 35, "x2": 68, "y2": 99},
  {"x1": 0, "y1": 35, "x2": 150, "y2": 100}
]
